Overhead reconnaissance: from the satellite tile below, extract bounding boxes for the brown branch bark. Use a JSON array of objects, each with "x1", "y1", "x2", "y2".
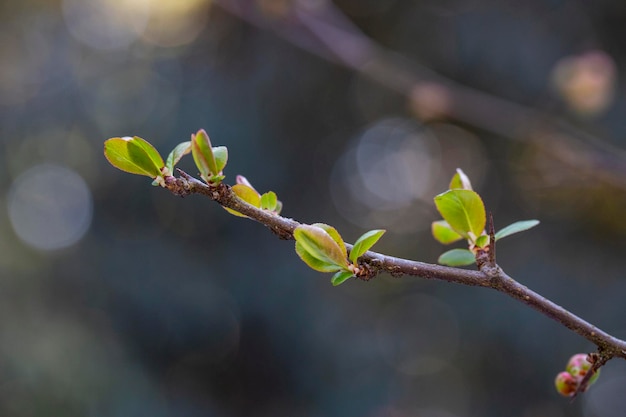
[{"x1": 167, "y1": 171, "x2": 626, "y2": 367}]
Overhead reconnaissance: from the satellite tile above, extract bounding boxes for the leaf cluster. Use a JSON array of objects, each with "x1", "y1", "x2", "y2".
[
  {"x1": 104, "y1": 130, "x2": 282, "y2": 218},
  {"x1": 294, "y1": 224, "x2": 385, "y2": 286},
  {"x1": 432, "y1": 169, "x2": 539, "y2": 266}
]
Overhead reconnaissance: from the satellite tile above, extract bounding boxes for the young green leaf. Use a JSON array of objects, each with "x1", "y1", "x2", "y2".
[
  {"x1": 191, "y1": 129, "x2": 217, "y2": 181},
  {"x1": 274, "y1": 200, "x2": 283, "y2": 215},
  {"x1": 310, "y1": 223, "x2": 347, "y2": 261},
  {"x1": 495, "y1": 220, "x2": 540, "y2": 241},
  {"x1": 475, "y1": 234, "x2": 489, "y2": 248},
  {"x1": 223, "y1": 184, "x2": 261, "y2": 218},
  {"x1": 438, "y1": 248, "x2": 476, "y2": 266},
  {"x1": 212, "y1": 146, "x2": 228, "y2": 174},
  {"x1": 165, "y1": 141, "x2": 191, "y2": 174},
  {"x1": 331, "y1": 270, "x2": 354, "y2": 286},
  {"x1": 104, "y1": 137, "x2": 164, "y2": 178},
  {"x1": 434, "y1": 189, "x2": 486, "y2": 240},
  {"x1": 261, "y1": 191, "x2": 278, "y2": 211},
  {"x1": 431, "y1": 220, "x2": 463, "y2": 244},
  {"x1": 208, "y1": 174, "x2": 226, "y2": 184},
  {"x1": 449, "y1": 168, "x2": 473, "y2": 190},
  {"x1": 349, "y1": 229, "x2": 386, "y2": 263},
  {"x1": 294, "y1": 224, "x2": 349, "y2": 269},
  {"x1": 295, "y1": 242, "x2": 345, "y2": 272}
]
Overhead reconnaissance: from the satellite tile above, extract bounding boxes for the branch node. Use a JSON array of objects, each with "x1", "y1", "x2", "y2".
[
  {"x1": 355, "y1": 262, "x2": 378, "y2": 281},
  {"x1": 388, "y1": 265, "x2": 403, "y2": 277}
]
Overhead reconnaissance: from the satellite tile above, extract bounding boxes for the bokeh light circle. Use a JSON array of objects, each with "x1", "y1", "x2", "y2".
[
  {"x1": 62, "y1": 0, "x2": 150, "y2": 50},
  {"x1": 8, "y1": 164, "x2": 92, "y2": 251},
  {"x1": 353, "y1": 118, "x2": 439, "y2": 208},
  {"x1": 141, "y1": 0, "x2": 211, "y2": 47},
  {"x1": 330, "y1": 117, "x2": 441, "y2": 232}
]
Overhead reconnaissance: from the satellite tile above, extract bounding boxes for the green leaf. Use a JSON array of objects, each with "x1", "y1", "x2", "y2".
[
  {"x1": 475, "y1": 234, "x2": 490, "y2": 248},
  {"x1": 349, "y1": 229, "x2": 386, "y2": 263},
  {"x1": 223, "y1": 184, "x2": 261, "y2": 218},
  {"x1": 495, "y1": 220, "x2": 540, "y2": 241},
  {"x1": 261, "y1": 191, "x2": 278, "y2": 211},
  {"x1": 209, "y1": 174, "x2": 226, "y2": 184},
  {"x1": 191, "y1": 129, "x2": 217, "y2": 181},
  {"x1": 294, "y1": 224, "x2": 348, "y2": 269},
  {"x1": 331, "y1": 270, "x2": 354, "y2": 286},
  {"x1": 438, "y1": 249, "x2": 475, "y2": 266},
  {"x1": 310, "y1": 223, "x2": 347, "y2": 261},
  {"x1": 434, "y1": 189, "x2": 486, "y2": 241},
  {"x1": 449, "y1": 168, "x2": 473, "y2": 190},
  {"x1": 295, "y1": 242, "x2": 344, "y2": 272},
  {"x1": 165, "y1": 141, "x2": 191, "y2": 174},
  {"x1": 212, "y1": 146, "x2": 228, "y2": 173},
  {"x1": 104, "y1": 137, "x2": 164, "y2": 178},
  {"x1": 431, "y1": 220, "x2": 463, "y2": 244},
  {"x1": 127, "y1": 136, "x2": 164, "y2": 173},
  {"x1": 274, "y1": 200, "x2": 283, "y2": 215}
]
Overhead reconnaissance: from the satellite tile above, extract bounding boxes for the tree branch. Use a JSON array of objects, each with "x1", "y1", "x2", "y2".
[{"x1": 167, "y1": 170, "x2": 626, "y2": 365}]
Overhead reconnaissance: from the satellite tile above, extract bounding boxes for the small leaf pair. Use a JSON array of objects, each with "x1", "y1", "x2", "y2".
[
  {"x1": 294, "y1": 224, "x2": 385, "y2": 286},
  {"x1": 332, "y1": 228, "x2": 385, "y2": 286},
  {"x1": 432, "y1": 169, "x2": 539, "y2": 266},
  {"x1": 224, "y1": 175, "x2": 283, "y2": 218},
  {"x1": 104, "y1": 135, "x2": 199, "y2": 186},
  {"x1": 191, "y1": 129, "x2": 228, "y2": 185}
]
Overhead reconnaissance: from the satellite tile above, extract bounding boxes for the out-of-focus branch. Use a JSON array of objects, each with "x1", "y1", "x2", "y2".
[
  {"x1": 166, "y1": 170, "x2": 626, "y2": 366},
  {"x1": 213, "y1": 0, "x2": 626, "y2": 190}
]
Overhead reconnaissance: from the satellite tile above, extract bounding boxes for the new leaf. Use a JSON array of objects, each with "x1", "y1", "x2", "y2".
[
  {"x1": 431, "y1": 220, "x2": 463, "y2": 244},
  {"x1": 449, "y1": 168, "x2": 473, "y2": 190},
  {"x1": 331, "y1": 271, "x2": 354, "y2": 286},
  {"x1": 294, "y1": 225, "x2": 348, "y2": 271},
  {"x1": 438, "y1": 249, "x2": 475, "y2": 266},
  {"x1": 349, "y1": 229, "x2": 386, "y2": 263},
  {"x1": 434, "y1": 189, "x2": 486, "y2": 241},
  {"x1": 495, "y1": 220, "x2": 540, "y2": 241},
  {"x1": 191, "y1": 129, "x2": 218, "y2": 181},
  {"x1": 295, "y1": 243, "x2": 345, "y2": 272},
  {"x1": 261, "y1": 191, "x2": 278, "y2": 211},
  {"x1": 104, "y1": 136, "x2": 164, "y2": 179},
  {"x1": 311, "y1": 223, "x2": 347, "y2": 261},
  {"x1": 224, "y1": 184, "x2": 262, "y2": 218},
  {"x1": 165, "y1": 141, "x2": 191, "y2": 175}
]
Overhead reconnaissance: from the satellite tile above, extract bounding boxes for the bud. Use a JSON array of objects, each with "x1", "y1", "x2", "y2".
[
  {"x1": 555, "y1": 371, "x2": 578, "y2": 397},
  {"x1": 191, "y1": 129, "x2": 217, "y2": 182},
  {"x1": 566, "y1": 353, "x2": 592, "y2": 378}
]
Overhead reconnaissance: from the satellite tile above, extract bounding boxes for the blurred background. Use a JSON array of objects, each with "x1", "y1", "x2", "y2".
[{"x1": 2, "y1": 0, "x2": 626, "y2": 416}]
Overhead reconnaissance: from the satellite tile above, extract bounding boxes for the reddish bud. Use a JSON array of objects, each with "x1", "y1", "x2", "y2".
[
  {"x1": 566, "y1": 353, "x2": 592, "y2": 378},
  {"x1": 555, "y1": 371, "x2": 578, "y2": 397}
]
